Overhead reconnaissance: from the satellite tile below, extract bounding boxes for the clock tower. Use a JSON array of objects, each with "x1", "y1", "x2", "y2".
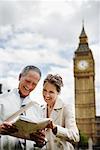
[{"x1": 73, "y1": 24, "x2": 96, "y2": 142}]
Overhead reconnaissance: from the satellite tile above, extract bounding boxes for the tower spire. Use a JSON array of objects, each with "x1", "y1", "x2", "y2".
[
  {"x1": 82, "y1": 19, "x2": 84, "y2": 27},
  {"x1": 79, "y1": 20, "x2": 87, "y2": 39},
  {"x1": 76, "y1": 21, "x2": 89, "y2": 52}
]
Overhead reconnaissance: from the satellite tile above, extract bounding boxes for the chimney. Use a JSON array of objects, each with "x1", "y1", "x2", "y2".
[{"x1": 0, "y1": 83, "x2": 2, "y2": 94}]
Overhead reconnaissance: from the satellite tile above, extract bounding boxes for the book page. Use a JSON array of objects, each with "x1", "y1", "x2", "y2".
[{"x1": 8, "y1": 116, "x2": 51, "y2": 140}]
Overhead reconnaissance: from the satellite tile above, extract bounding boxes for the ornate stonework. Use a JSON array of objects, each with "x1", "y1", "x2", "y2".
[{"x1": 73, "y1": 24, "x2": 96, "y2": 143}]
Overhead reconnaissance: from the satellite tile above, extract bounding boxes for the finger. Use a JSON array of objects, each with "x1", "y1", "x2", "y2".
[
  {"x1": 39, "y1": 131, "x2": 45, "y2": 136},
  {"x1": 1, "y1": 130, "x2": 11, "y2": 135},
  {"x1": 30, "y1": 133, "x2": 45, "y2": 143},
  {"x1": 1, "y1": 125, "x2": 18, "y2": 134},
  {"x1": 7, "y1": 128, "x2": 18, "y2": 133},
  {"x1": 30, "y1": 134, "x2": 43, "y2": 143},
  {"x1": 3, "y1": 122, "x2": 12, "y2": 126},
  {"x1": 2, "y1": 123, "x2": 12, "y2": 129}
]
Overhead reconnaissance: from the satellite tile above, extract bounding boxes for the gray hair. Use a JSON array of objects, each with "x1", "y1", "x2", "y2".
[{"x1": 20, "y1": 65, "x2": 41, "y2": 77}]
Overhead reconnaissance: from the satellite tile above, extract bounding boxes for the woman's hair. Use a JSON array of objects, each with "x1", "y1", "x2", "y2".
[{"x1": 43, "y1": 74, "x2": 63, "y2": 93}]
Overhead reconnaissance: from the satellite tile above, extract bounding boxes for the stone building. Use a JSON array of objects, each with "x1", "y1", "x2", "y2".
[{"x1": 73, "y1": 24, "x2": 100, "y2": 146}]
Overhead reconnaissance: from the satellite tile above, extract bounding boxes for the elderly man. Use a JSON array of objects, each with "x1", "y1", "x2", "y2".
[{"x1": 0, "y1": 65, "x2": 45, "y2": 150}]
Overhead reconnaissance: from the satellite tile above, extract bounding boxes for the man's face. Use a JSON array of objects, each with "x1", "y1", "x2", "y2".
[{"x1": 18, "y1": 70, "x2": 40, "y2": 97}]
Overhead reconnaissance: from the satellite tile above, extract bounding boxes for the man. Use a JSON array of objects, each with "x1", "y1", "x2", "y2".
[{"x1": 0, "y1": 65, "x2": 45, "y2": 150}]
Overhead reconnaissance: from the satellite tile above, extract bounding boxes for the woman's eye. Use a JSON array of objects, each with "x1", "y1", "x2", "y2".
[
  {"x1": 43, "y1": 89, "x2": 46, "y2": 92},
  {"x1": 50, "y1": 91, "x2": 54, "y2": 94}
]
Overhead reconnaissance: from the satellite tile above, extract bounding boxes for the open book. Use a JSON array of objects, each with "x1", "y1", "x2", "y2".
[
  {"x1": 3, "y1": 102, "x2": 51, "y2": 141},
  {"x1": 8, "y1": 116, "x2": 51, "y2": 140}
]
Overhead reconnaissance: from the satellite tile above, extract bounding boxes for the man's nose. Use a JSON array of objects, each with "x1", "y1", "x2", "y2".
[{"x1": 27, "y1": 83, "x2": 34, "y2": 90}]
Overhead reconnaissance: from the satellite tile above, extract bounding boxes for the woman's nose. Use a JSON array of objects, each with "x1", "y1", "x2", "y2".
[{"x1": 45, "y1": 92, "x2": 50, "y2": 98}]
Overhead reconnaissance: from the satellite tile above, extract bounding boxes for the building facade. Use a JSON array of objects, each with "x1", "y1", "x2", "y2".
[{"x1": 73, "y1": 24, "x2": 100, "y2": 145}]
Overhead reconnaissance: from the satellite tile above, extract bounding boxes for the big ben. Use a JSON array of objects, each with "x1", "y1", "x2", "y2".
[{"x1": 73, "y1": 24, "x2": 96, "y2": 142}]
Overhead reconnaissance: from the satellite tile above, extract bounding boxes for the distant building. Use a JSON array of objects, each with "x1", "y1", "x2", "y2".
[
  {"x1": 95, "y1": 116, "x2": 100, "y2": 144},
  {"x1": 0, "y1": 83, "x2": 11, "y2": 94},
  {"x1": 0, "y1": 83, "x2": 2, "y2": 94},
  {"x1": 73, "y1": 24, "x2": 100, "y2": 146}
]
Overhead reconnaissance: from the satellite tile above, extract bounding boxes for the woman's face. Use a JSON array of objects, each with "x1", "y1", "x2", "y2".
[{"x1": 43, "y1": 82, "x2": 59, "y2": 106}]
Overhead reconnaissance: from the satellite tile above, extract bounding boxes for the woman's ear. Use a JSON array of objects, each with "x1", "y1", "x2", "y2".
[{"x1": 19, "y1": 73, "x2": 21, "y2": 80}]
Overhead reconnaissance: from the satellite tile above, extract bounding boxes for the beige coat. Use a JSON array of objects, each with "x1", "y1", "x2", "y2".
[
  {"x1": 41, "y1": 98, "x2": 79, "y2": 150},
  {"x1": 0, "y1": 88, "x2": 42, "y2": 150}
]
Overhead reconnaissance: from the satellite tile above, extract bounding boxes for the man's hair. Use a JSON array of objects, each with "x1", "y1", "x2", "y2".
[
  {"x1": 43, "y1": 74, "x2": 63, "y2": 93},
  {"x1": 20, "y1": 65, "x2": 41, "y2": 77}
]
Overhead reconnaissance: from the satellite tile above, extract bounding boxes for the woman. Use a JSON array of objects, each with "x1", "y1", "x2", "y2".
[{"x1": 42, "y1": 74, "x2": 79, "y2": 150}]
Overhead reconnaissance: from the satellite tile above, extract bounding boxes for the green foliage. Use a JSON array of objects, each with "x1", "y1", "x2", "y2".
[{"x1": 78, "y1": 130, "x2": 88, "y2": 149}]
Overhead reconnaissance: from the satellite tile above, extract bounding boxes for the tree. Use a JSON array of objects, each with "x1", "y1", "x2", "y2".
[{"x1": 78, "y1": 130, "x2": 88, "y2": 149}]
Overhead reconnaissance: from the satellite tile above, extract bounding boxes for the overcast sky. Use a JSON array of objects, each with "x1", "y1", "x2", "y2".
[{"x1": 0, "y1": 0, "x2": 100, "y2": 115}]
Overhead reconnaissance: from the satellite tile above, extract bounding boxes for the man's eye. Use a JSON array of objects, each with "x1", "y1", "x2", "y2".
[
  {"x1": 26, "y1": 80, "x2": 30, "y2": 83},
  {"x1": 32, "y1": 83, "x2": 36, "y2": 86}
]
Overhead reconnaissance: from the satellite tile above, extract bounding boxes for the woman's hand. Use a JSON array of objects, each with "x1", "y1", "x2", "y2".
[
  {"x1": 46, "y1": 120, "x2": 57, "y2": 135},
  {"x1": 46, "y1": 120, "x2": 56, "y2": 130}
]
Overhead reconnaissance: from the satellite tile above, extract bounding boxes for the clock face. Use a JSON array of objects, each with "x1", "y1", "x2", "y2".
[{"x1": 77, "y1": 60, "x2": 89, "y2": 70}]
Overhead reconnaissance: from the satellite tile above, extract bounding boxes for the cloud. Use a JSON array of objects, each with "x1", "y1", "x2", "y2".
[
  {"x1": 0, "y1": 0, "x2": 41, "y2": 25},
  {"x1": 0, "y1": 0, "x2": 99, "y2": 115}
]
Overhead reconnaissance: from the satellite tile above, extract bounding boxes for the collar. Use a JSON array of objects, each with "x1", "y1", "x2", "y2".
[
  {"x1": 53, "y1": 98, "x2": 63, "y2": 110},
  {"x1": 41, "y1": 98, "x2": 63, "y2": 110},
  {"x1": 13, "y1": 88, "x2": 31, "y2": 106}
]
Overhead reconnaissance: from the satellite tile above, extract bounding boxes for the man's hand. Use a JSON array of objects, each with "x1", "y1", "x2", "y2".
[
  {"x1": 0, "y1": 122, "x2": 18, "y2": 135},
  {"x1": 30, "y1": 129, "x2": 46, "y2": 148}
]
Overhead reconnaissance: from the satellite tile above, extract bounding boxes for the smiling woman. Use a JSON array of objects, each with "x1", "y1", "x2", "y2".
[{"x1": 41, "y1": 74, "x2": 79, "y2": 150}]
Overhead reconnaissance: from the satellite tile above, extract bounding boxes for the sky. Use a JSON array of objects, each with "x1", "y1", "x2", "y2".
[{"x1": 0, "y1": 0, "x2": 100, "y2": 115}]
